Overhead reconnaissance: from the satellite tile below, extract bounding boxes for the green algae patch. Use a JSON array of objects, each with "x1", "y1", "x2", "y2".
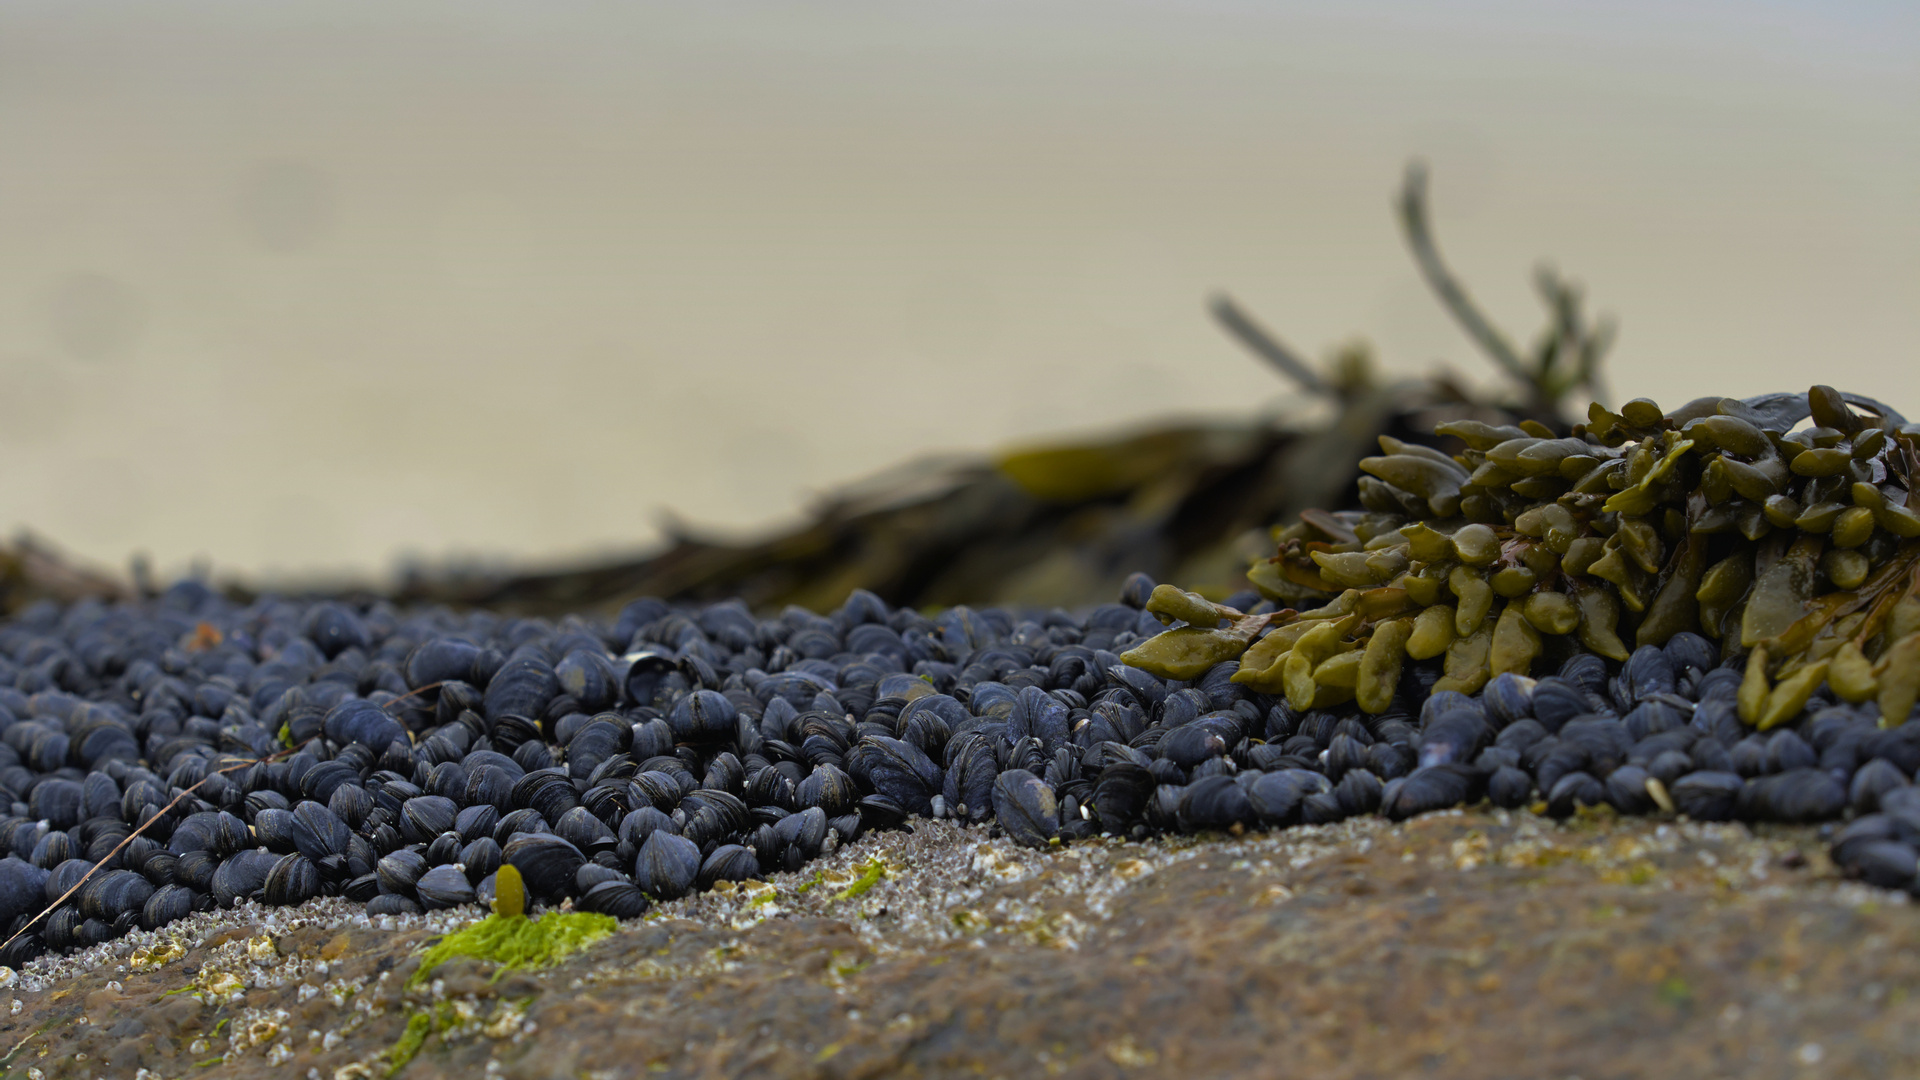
[
  {"x1": 406, "y1": 864, "x2": 615, "y2": 990},
  {"x1": 408, "y1": 909, "x2": 617, "y2": 989},
  {"x1": 834, "y1": 857, "x2": 888, "y2": 901},
  {"x1": 385, "y1": 1011, "x2": 433, "y2": 1077}
]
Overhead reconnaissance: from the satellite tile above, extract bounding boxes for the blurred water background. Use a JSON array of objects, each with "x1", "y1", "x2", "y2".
[{"x1": 0, "y1": 0, "x2": 1914, "y2": 586}]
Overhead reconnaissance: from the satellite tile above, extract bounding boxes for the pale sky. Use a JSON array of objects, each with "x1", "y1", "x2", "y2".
[{"x1": 0, "y1": 1, "x2": 1914, "y2": 583}]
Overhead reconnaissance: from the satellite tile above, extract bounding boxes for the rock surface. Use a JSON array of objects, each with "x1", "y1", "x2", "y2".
[{"x1": 1, "y1": 811, "x2": 1914, "y2": 1080}]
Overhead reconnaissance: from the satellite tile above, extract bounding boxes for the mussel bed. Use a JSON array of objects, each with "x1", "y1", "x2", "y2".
[{"x1": 0, "y1": 559, "x2": 1911, "y2": 965}]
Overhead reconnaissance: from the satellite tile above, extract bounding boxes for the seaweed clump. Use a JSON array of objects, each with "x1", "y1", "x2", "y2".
[
  {"x1": 1124, "y1": 385, "x2": 1920, "y2": 730},
  {"x1": 406, "y1": 865, "x2": 616, "y2": 989}
]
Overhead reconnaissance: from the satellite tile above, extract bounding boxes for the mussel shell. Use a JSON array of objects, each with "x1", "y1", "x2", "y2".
[
  {"x1": 342, "y1": 873, "x2": 381, "y2": 903},
  {"x1": 575, "y1": 863, "x2": 623, "y2": 893},
  {"x1": 399, "y1": 796, "x2": 458, "y2": 845},
  {"x1": 635, "y1": 830, "x2": 701, "y2": 900},
  {"x1": 512, "y1": 771, "x2": 579, "y2": 824},
  {"x1": 30, "y1": 831, "x2": 77, "y2": 870},
  {"x1": 327, "y1": 783, "x2": 375, "y2": 830},
  {"x1": 425, "y1": 832, "x2": 463, "y2": 866},
  {"x1": 1089, "y1": 762, "x2": 1154, "y2": 832},
  {"x1": 403, "y1": 638, "x2": 483, "y2": 691},
  {"x1": 454, "y1": 804, "x2": 500, "y2": 844},
  {"x1": 300, "y1": 761, "x2": 362, "y2": 804},
  {"x1": 617, "y1": 806, "x2": 678, "y2": 851},
  {"x1": 555, "y1": 651, "x2": 619, "y2": 713},
  {"x1": 1546, "y1": 772, "x2": 1606, "y2": 818},
  {"x1": 1622, "y1": 701, "x2": 1686, "y2": 741},
  {"x1": 1416, "y1": 711, "x2": 1487, "y2": 769},
  {"x1": 252, "y1": 808, "x2": 299, "y2": 853},
  {"x1": 376, "y1": 849, "x2": 428, "y2": 896},
  {"x1": 795, "y1": 764, "x2": 858, "y2": 817},
  {"x1": 1333, "y1": 769, "x2": 1384, "y2": 816},
  {"x1": 850, "y1": 736, "x2": 942, "y2": 816},
  {"x1": 211, "y1": 848, "x2": 281, "y2": 907},
  {"x1": 366, "y1": 893, "x2": 421, "y2": 917},
  {"x1": 1669, "y1": 771, "x2": 1745, "y2": 821},
  {"x1": 1620, "y1": 646, "x2": 1677, "y2": 704},
  {"x1": 990, "y1": 769, "x2": 1057, "y2": 849},
  {"x1": 679, "y1": 790, "x2": 751, "y2": 850},
  {"x1": 555, "y1": 806, "x2": 617, "y2": 855},
  {"x1": 414, "y1": 864, "x2": 477, "y2": 909},
  {"x1": 578, "y1": 879, "x2": 650, "y2": 919},
  {"x1": 482, "y1": 657, "x2": 561, "y2": 723},
  {"x1": 1299, "y1": 790, "x2": 1347, "y2": 825},
  {"x1": 1741, "y1": 768, "x2": 1847, "y2": 824},
  {"x1": 668, "y1": 690, "x2": 738, "y2": 743},
  {"x1": 1528, "y1": 678, "x2": 1589, "y2": 731},
  {"x1": 1007, "y1": 687, "x2": 1071, "y2": 756},
  {"x1": 696, "y1": 844, "x2": 759, "y2": 889},
  {"x1": 1841, "y1": 839, "x2": 1919, "y2": 890},
  {"x1": 1487, "y1": 765, "x2": 1533, "y2": 808},
  {"x1": 1158, "y1": 724, "x2": 1230, "y2": 770},
  {"x1": 1176, "y1": 774, "x2": 1253, "y2": 831},
  {"x1": 458, "y1": 837, "x2": 502, "y2": 882},
  {"x1": 1482, "y1": 674, "x2": 1536, "y2": 727},
  {"x1": 43, "y1": 905, "x2": 84, "y2": 952},
  {"x1": 1380, "y1": 764, "x2": 1483, "y2": 821},
  {"x1": 174, "y1": 849, "x2": 219, "y2": 892},
  {"x1": 141, "y1": 883, "x2": 196, "y2": 930},
  {"x1": 242, "y1": 788, "x2": 289, "y2": 821},
  {"x1": 264, "y1": 853, "x2": 321, "y2": 906},
  {"x1": 77, "y1": 868, "x2": 153, "y2": 922},
  {"x1": 29, "y1": 779, "x2": 84, "y2": 830},
  {"x1": 1245, "y1": 769, "x2": 1324, "y2": 825},
  {"x1": 1851, "y1": 759, "x2": 1910, "y2": 814},
  {"x1": 502, "y1": 832, "x2": 585, "y2": 898},
  {"x1": 323, "y1": 699, "x2": 405, "y2": 752},
  {"x1": 45, "y1": 858, "x2": 93, "y2": 906}
]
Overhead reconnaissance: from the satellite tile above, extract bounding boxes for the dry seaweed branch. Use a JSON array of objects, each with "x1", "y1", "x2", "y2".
[
  {"x1": 1208, "y1": 294, "x2": 1330, "y2": 397},
  {"x1": 1396, "y1": 160, "x2": 1614, "y2": 415}
]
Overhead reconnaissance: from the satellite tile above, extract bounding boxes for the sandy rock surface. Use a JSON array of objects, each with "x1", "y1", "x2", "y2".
[{"x1": 1, "y1": 810, "x2": 1915, "y2": 1080}]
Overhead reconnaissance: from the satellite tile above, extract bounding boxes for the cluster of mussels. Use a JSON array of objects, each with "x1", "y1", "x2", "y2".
[
  {"x1": 2, "y1": 387, "x2": 1919, "y2": 966},
  {"x1": 0, "y1": 575, "x2": 1297, "y2": 963}
]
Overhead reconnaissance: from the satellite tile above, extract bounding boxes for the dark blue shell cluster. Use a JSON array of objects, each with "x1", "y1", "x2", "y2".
[{"x1": 0, "y1": 570, "x2": 1907, "y2": 965}]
